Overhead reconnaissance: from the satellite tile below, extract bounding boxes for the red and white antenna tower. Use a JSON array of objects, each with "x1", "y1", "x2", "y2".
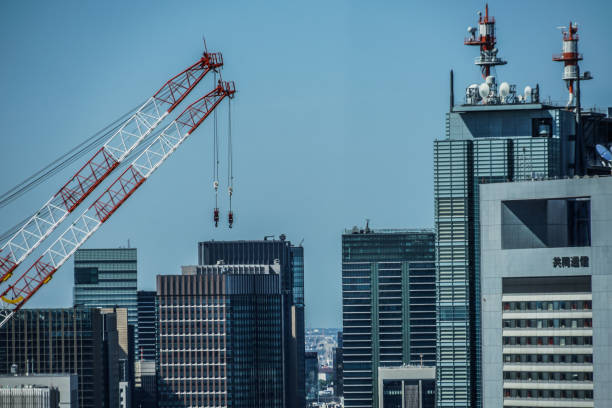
[
  {"x1": 553, "y1": 22, "x2": 592, "y2": 107},
  {"x1": 465, "y1": 4, "x2": 507, "y2": 78}
]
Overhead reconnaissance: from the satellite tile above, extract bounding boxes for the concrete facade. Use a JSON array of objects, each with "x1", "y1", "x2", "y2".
[{"x1": 480, "y1": 176, "x2": 612, "y2": 407}]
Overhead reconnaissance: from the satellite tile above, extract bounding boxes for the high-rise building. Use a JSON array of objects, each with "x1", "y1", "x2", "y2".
[
  {"x1": 134, "y1": 360, "x2": 157, "y2": 408},
  {"x1": 434, "y1": 86, "x2": 581, "y2": 407},
  {"x1": 157, "y1": 262, "x2": 285, "y2": 407},
  {"x1": 136, "y1": 291, "x2": 156, "y2": 361},
  {"x1": 333, "y1": 331, "x2": 343, "y2": 397},
  {"x1": 341, "y1": 227, "x2": 436, "y2": 408},
  {"x1": 74, "y1": 248, "x2": 138, "y2": 358},
  {"x1": 134, "y1": 291, "x2": 156, "y2": 408},
  {"x1": 101, "y1": 307, "x2": 134, "y2": 408},
  {"x1": 305, "y1": 351, "x2": 319, "y2": 403},
  {"x1": 291, "y1": 245, "x2": 306, "y2": 408},
  {"x1": 0, "y1": 308, "x2": 106, "y2": 408},
  {"x1": 480, "y1": 176, "x2": 612, "y2": 407},
  {"x1": 199, "y1": 238, "x2": 305, "y2": 408}
]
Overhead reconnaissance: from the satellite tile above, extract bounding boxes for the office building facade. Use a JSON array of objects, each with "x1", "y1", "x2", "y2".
[
  {"x1": 157, "y1": 263, "x2": 285, "y2": 408},
  {"x1": 74, "y1": 248, "x2": 138, "y2": 357},
  {"x1": 136, "y1": 290, "x2": 156, "y2": 361},
  {"x1": 333, "y1": 331, "x2": 344, "y2": 397},
  {"x1": 0, "y1": 308, "x2": 105, "y2": 408},
  {"x1": 305, "y1": 351, "x2": 319, "y2": 403},
  {"x1": 341, "y1": 227, "x2": 436, "y2": 408},
  {"x1": 480, "y1": 176, "x2": 612, "y2": 407},
  {"x1": 199, "y1": 238, "x2": 305, "y2": 408},
  {"x1": 134, "y1": 360, "x2": 157, "y2": 408},
  {"x1": 434, "y1": 103, "x2": 577, "y2": 407}
]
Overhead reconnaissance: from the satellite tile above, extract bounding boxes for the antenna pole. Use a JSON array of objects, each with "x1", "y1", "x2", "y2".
[{"x1": 450, "y1": 70, "x2": 454, "y2": 111}]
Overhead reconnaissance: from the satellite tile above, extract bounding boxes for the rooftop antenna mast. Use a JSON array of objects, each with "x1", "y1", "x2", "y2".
[
  {"x1": 464, "y1": 4, "x2": 507, "y2": 78},
  {"x1": 553, "y1": 22, "x2": 592, "y2": 108}
]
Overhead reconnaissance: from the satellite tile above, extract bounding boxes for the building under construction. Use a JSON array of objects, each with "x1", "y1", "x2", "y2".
[{"x1": 435, "y1": 5, "x2": 611, "y2": 408}]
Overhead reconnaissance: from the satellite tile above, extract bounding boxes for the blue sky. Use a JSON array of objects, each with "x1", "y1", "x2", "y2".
[{"x1": 1, "y1": 0, "x2": 611, "y2": 328}]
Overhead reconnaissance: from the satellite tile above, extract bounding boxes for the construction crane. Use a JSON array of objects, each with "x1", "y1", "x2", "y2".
[
  {"x1": 0, "y1": 51, "x2": 223, "y2": 285},
  {"x1": 0, "y1": 60, "x2": 235, "y2": 329}
]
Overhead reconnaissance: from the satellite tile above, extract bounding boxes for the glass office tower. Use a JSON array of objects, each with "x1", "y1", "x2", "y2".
[
  {"x1": 341, "y1": 227, "x2": 436, "y2": 408},
  {"x1": 199, "y1": 238, "x2": 305, "y2": 408},
  {"x1": 74, "y1": 248, "x2": 138, "y2": 357},
  {"x1": 434, "y1": 103, "x2": 575, "y2": 407}
]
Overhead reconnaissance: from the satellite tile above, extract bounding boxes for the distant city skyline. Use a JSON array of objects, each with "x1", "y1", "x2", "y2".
[{"x1": 1, "y1": 1, "x2": 612, "y2": 328}]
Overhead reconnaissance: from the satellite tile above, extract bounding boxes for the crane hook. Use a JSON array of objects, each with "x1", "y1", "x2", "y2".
[
  {"x1": 228, "y1": 186, "x2": 233, "y2": 228},
  {"x1": 213, "y1": 180, "x2": 219, "y2": 228}
]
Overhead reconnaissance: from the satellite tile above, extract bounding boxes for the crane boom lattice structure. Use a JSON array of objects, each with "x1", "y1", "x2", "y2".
[
  {"x1": 0, "y1": 81, "x2": 236, "y2": 329},
  {"x1": 0, "y1": 52, "x2": 222, "y2": 285}
]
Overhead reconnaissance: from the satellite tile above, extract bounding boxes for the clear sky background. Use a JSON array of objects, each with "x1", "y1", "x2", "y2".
[{"x1": 1, "y1": 0, "x2": 611, "y2": 328}]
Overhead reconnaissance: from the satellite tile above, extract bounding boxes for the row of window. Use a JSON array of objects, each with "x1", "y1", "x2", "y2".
[
  {"x1": 503, "y1": 318, "x2": 592, "y2": 329},
  {"x1": 504, "y1": 371, "x2": 592, "y2": 381},
  {"x1": 504, "y1": 389, "x2": 593, "y2": 400},
  {"x1": 504, "y1": 353, "x2": 593, "y2": 364},
  {"x1": 503, "y1": 300, "x2": 592, "y2": 312},
  {"x1": 503, "y1": 335, "x2": 593, "y2": 346}
]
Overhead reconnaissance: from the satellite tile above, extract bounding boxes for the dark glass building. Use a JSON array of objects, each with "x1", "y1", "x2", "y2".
[
  {"x1": 136, "y1": 290, "x2": 156, "y2": 361},
  {"x1": 305, "y1": 351, "x2": 319, "y2": 403},
  {"x1": 199, "y1": 238, "x2": 305, "y2": 408},
  {"x1": 333, "y1": 331, "x2": 343, "y2": 397},
  {"x1": 157, "y1": 263, "x2": 285, "y2": 408},
  {"x1": 0, "y1": 308, "x2": 106, "y2": 408},
  {"x1": 73, "y1": 248, "x2": 138, "y2": 358},
  {"x1": 341, "y1": 227, "x2": 436, "y2": 408}
]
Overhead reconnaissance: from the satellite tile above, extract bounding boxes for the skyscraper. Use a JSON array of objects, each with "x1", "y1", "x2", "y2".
[
  {"x1": 434, "y1": 100, "x2": 576, "y2": 407},
  {"x1": 157, "y1": 262, "x2": 285, "y2": 407},
  {"x1": 136, "y1": 290, "x2": 156, "y2": 361},
  {"x1": 305, "y1": 351, "x2": 319, "y2": 403},
  {"x1": 341, "y1": 227, "x2": 436, "y2": 408},
  {"x1": 199, "y1": 238, "x2": 305, "y2": 408},
  {"x1": 0, "y1": 308, "x2": 107, "y2": 408},
  {"x1": 73, "y1": 248, "x2": 138, "y2": 357}
]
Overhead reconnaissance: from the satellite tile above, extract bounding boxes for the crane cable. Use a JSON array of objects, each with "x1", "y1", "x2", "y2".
[
  {"x1": 212, "y1": 72, "x2": 220, "y2": 227},
  {"x1": 0, "y1": 101, "x2": 144, "y2": 209},
  {"x1": 227, "y1": 97, "x2": 234, "y2": 228}
]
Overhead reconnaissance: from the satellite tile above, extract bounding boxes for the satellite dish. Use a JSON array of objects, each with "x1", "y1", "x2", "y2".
[
  {"x1": 499, "y1": 82, "x2": 510, "y2": 98},
  {"x1": 524, "y1": 86, "x2": 532, "y2": 101},
  {"x1": 479, "y1": 83, "x2": 490, "y2": 98},
  {"x1": 596, "y1": 144, "x2": 612, "y2": 162},
  {"x1": 486, "y1": 76, "x2": 495, "y2": 85},
  {"x1": 479, "y1": 83, "x2": 490, "y2": 99},
  {"x1": 467, "y1": 26, "x2": 476, "y2": 35}
]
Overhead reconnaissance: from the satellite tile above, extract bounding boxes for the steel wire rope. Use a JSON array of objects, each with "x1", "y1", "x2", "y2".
[
  {"x1": 0, "y1": 101, "x2": 145, "y2": 209},
  {"x1": 0, "y1": 101, "x2": 145, "y2": 245}
]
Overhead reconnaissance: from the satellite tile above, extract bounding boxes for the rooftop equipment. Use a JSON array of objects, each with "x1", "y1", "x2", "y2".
[
  {"x1": 553, "y1": 22, "x2": 592, "y2": 107},
  {"x1": 464, "y1": 4, "x2": 507, "y2": 79}
]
